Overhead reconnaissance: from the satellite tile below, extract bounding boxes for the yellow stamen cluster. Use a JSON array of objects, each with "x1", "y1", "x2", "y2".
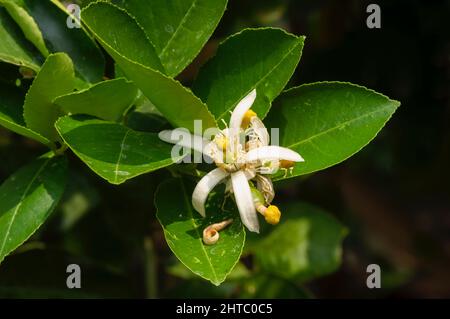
[
  {"x1": 215, "y1": 135, "x2": 228, "y2": 152},
  {"x1": 241, "y1": 109, "x2": 257, "y2": 128},
  {"x1": 264, "y1": 205, "x2": 281, "y2": 225}
]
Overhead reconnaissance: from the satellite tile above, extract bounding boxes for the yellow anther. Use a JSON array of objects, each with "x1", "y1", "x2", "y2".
[
  {"x1": 264, "y1": 205, "x2": 281, "y2": 225},
  {"x1": 241, "y1": 109, "x2": 257, "y2": 128},
  {"x1": 215, "y1": 135, "x2": 228, "y2": 152},
  {"x1": 280, "y1": 160, "x2": 295, "y2": 169}
]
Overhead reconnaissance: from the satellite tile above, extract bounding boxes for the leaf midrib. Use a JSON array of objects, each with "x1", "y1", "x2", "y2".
[
  {"x1": 158, "y1": 0, "x2": 197, "y2": 59},
  {"x1": 0, "y1": 157, "x2": 51, "y2": 258},
  {"x1": 216, "y1": 38, "x2": 302, "y2": 122},
  {"x1": 113, "y1": 129, "x2": 131, "y2": 183},
  {"x1": 286, "y1": 104, "x2": 396, "y2": 149}
]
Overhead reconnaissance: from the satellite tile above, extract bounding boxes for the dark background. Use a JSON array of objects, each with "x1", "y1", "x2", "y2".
[{"x1": 0, "y1": 0, "x2": 448, "y2": 298}]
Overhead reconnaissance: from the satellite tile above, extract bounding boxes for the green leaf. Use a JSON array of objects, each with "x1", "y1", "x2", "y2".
[
  {"x1": 0, "y1": 84, "x2": 51, "y2": 146},
  {"x1": 81, "y1": 2, "x2": 216, "y2": 132},
  {"x1": 193, "y1": 28, "x2": 305, "y2": 123},
  {"x1": 20, "y1": 0, "x2": 105, "y2": 83},
  {"x1": 155, "y1": 178, "x2": 245, "y2": 286},
  {"x1": 55, "y1": 115, "x2": 181, "y2": 184},
  {"x1": 114, "y1": 0, "x2": 228, "y2": 77},
  {"x1": 254, "y1": 202, "x2": 346, "y2": 282},
  {"x1": 54, "y1": 78, "x2": 138, "y2": 122},
  {"x1": 0, "y1": 0, "x2": 49, "y2": 56},
  {"x1": 0, "y1": 7, "x2": 42, "y2": 71},
  {"x1": 23, "y1": 53, "x2": 75, "y2": 141},
  {"x1": 0, "y1": 154, "x2": 67, "y2": 264},
  {"x1": 265, "y1": 82, "x2": 400, "y2": 180}
]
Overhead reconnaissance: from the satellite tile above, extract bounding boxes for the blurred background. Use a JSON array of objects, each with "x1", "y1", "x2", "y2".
[{"x1": 0, "y1": 0, "x2": 448, "y2": 298}]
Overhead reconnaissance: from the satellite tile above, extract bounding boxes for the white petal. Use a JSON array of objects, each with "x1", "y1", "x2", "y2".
[
  {"x1": 229, "y1": 89, "x2": 257, "y2": 131},
  {"x1": 192, "y1": 168, "x2": 229, "y2": 217},
  {"x1": 158, "y1": 129, "x2": 210, "y2": 155},
  {"x1": 231, "y1": 171, "x2": 259, "y2": 233},
  {"x1": 229, "y1": 89, "x2": 257, "y2": 150},
  {"x1": 246, "y1": 146, "x2": 304, "y2": 162}
]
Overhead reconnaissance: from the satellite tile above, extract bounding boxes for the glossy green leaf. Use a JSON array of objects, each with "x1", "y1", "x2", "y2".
[
  {"x1": 155, "y1": 178, "x2": 245, "y2": 286},
  {"x1": 0, "y1": 84, "x2": 51, "y2": 146},
  {"x1": 23, "y1": 53, "x2": 75, "y2": 141},
  {"x1": 54, "y1": 78, "x2": 138, "y2": 122},
  {"x1": 21, "y1": 0, "x2": 104, "y2": 83},
  {"x1": 193, "y1": 28, "x2": 305, "y2": 123},
  {"x1": 0, "y1": 154, "x2": 67, "y2": 264},
  {"x1": 81, "y1": 2, "x2": 216, "y2": 132},
  {"x1": 265, "y1": 82, "x2": 400, "y2": 179},
  {"x1": 113, "y1": 0, "x2": 227, "y2": 77},
  {"x1": 0, "y1": 7, "x2": 42, "y2": 71},
  {"x1": 55, "y1": 115, "x2": 181, "y2": 184},
  {"x1": 0, "y1": 0, "x2": 49, "y2": 56},
  {"x1": 254, "y1": 202, "x2": 346, "y2": 282}
]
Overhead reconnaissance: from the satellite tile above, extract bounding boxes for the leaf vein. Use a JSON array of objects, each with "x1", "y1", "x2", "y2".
[{"x1": 0, "y1": 157, "x2": 51, "y2": 258}]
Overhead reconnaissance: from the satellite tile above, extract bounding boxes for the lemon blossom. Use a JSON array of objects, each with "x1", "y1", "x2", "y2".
[{"x1": 158, "y1": 89, "x2": 304, "y2": 233}]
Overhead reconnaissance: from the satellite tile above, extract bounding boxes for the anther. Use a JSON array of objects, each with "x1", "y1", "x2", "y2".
[
  {"x1": 255, "y1": 204, "x2": 281, "y2": 225},
  {"x1": 241, "y1": 109, "x2": 257, "y2": 128}
]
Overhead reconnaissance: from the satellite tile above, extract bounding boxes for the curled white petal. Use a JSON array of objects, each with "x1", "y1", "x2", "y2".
[
  {"x1": 229, "y1": 89, "x2": 256, "y2": 152},
  {"x1": 231, "y1": 171, "x2": 259, "y2": 233},
  {"x1": 246, "y1": 145, "x2": 304, "y2": 162},
  {"x1": 158, "y1": 129, "x2": 210, "y2": 155},
  {"x1": 192, "y1": 168, "x2": 229, "y2": 217},
  {"x1": 229, "y1": 89, "x2": 257, "y2": 131}
]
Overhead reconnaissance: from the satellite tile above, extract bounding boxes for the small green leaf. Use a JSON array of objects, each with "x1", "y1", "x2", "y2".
[
  {"x1": 21, "y1": 0, "x2": 105, "y2": 83},
  {"x1": 155, "y1": 178, "x2": 245, "y2": 286},
  {"x1": 254, "y1": 202, "x2": 346, "y2": 282},
  {"x1": 23, "y1": 53, "x2": 75, "y2": 141},
  {"x1": 193, "y1": 28, "x2": 305, "y2": 123},
  {"x1": 265, "y1": 82, "x2": 400, "y2": 180},
  {"x1": 0, "y1": 0, "x2": 49, "y2": 56},
  {"x1": 54, "y1": 78, "x2": 138, "y2": 122},
  {"x1": 114, "y1": 0, "x2": 228, "y2": 77},
  {"x1": 81, "y1": 2, "x2": 216, "y2": 132},
  {"x1": 0, "y1": 154, "x2": 67, "y2": 264},
  {"x1": 0, "y1": 7, "x2": 42, "y2": 71},
  {"x1": 0, "y1": 84, "x2": 51, "y2": 146},
  {"x1": 55, "y1": 115, "x2": 181, "y2": 184}
]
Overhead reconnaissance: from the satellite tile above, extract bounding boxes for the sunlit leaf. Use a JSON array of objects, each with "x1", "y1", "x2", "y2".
[
  {"x1": 155, "y1": 178, "x2": 245, "y2": 286},
  {"x1": 114, "y1": 0, "x2": 228, "y2": 77},
  {"x1": 265, "y1": 82, "x2": 400, "y2": 180},
  {"x1": 0, "y1": 154, "x2": 67, "y2": 264},
  {"x1": 55, "y1": 115, "x2": 181, "y2": 184},
  {"x1": 23, "y1": 53, "x2": 74, "y2": 141},
  {"x1": 194, "y1": 28, "x2": 305, "y2": 123},
  {"x1": 81, "y1": 2, "x2": 216, "y2": 132},
  {"x1": 54, "y1": 78, "x2": 138, "y2": 122}
]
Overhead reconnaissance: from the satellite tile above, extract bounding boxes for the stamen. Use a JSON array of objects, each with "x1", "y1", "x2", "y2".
[
  {"x1": 202, "y1": 219, "x2": 233, "y2": 245},
  {"x1": 255, "y1": 203, "x2": 281, "y2": 225},
  {"x1": 280, "y1": 160, "x2": 295, "y2": 169},
  {"x1": 215, "y1": 135, "x2": 228, "y2": 152},
  {"x1": 264, "y1": 205, "x2": 281, "y2": 225}
]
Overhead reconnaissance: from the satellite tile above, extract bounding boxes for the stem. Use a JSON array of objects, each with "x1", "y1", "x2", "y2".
[
  {"x1": 53, "y1": 143, "x2": 68, "y2": 156},
  {"x1": 144, "y1": 237, "x2": 158, "y2": 299}
]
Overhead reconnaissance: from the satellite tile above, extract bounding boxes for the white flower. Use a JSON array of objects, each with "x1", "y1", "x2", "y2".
[{"x1": 159, "y1": 89, "x2": 304, "y2": 233}]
